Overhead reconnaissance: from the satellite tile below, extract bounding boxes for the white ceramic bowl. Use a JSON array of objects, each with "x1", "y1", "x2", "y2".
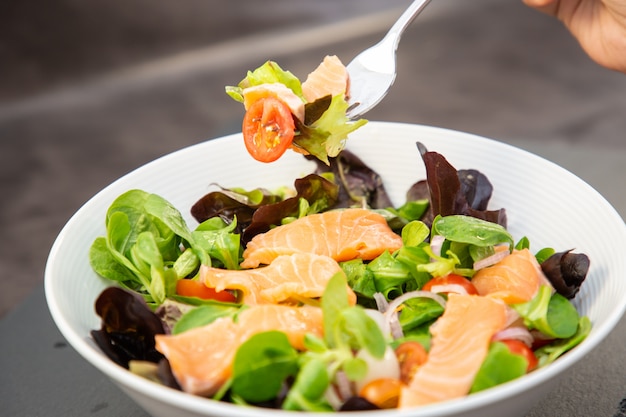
[{"x1": 45, "y1": 122, "x2": 626, "y2": 417}]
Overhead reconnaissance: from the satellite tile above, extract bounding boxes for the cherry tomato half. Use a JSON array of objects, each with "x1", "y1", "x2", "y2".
[
  {"x1": 422, "y1": 274, "x2": 478, "y2": 295},
  {"x1": 395, "y1": 341, "x2": 428, "y2": 384},
  {"x1": 501, "y1": 339, "x2": 539, "y2": 372},
  {"x1": 242, "y1": 97, "x2": 295, "y2": 163},
  {"x1": 176, "y1": 279, "x2": 237, "y2": 303}
]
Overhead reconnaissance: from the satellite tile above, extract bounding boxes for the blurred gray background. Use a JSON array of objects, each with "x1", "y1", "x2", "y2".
[{"x1": 2, "y1": 0, "x2": 626, "y2": 318}]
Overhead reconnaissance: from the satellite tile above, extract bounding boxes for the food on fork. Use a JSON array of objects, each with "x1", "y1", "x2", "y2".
[{"x1": 226, "y1": 56, "x2": 367, "y2": 163}]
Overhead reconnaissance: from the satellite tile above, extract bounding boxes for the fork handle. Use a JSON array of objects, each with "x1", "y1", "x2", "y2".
[{"x1": 385, "y1": 0, "x2": 431, "y2": 49}]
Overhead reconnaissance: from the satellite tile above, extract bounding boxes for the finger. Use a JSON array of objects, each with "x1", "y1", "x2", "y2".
[{"x1": 522, "y1": 0, "x2": 560, "y2": 15}]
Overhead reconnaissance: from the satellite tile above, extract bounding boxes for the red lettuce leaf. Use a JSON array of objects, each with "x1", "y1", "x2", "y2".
[
  {"x1": 91, "y1": 287, "x2": 165, "y2": 368},
  {"x1": 242, "y1": 173, "x2": 339, "y2": 242},
  {"x1": 190, "y1": 174, "x2": 339, "y2": 244},
  {"x1": 309, "y1": 149, "x2": 394, "y2": 209},
  {"x1": 416, "y1": 142, "x2": 507, "y2": 227},
  {"x1": 541, "y1": 250, "x2": 590, "y2": 299}
]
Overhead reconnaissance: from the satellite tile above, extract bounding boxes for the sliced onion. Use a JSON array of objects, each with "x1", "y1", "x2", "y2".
[
  {"x1": 530, "y1": 329, "x2": 554, "y2": 341},
  {"x1": 385, "y1": 290, "x2": 447, "y2": 315},
  {"x1": 504, "y1": 307, "x2": 523, "y2": 328},
  {"x1": 334, "y1": 371, "x2": 354, "y2": 402},
  {"x1": 373, "y1": 292, "x2": 389, "y2": 313},
  {"x1": 382, "y1": 291, "x2": 447, "y2": 340},
  {"x1": 430, "y1": 235, "x2": 445, "y2": 258},
  {"x1": 492, "y1": 326, "x2": 534, "y2": 347},
  {"x1": 389, "y1": 315, "x2": 404, "y2": 340},
  {"x1": 324, "y1": 385, "x2": 343, "y2": 411},
  {"x1": 473, "y1": 249, "x2": 510, "y2": 271},
  {"x1": 430, "y1": 284, "x2": 469, "y2": 295}
]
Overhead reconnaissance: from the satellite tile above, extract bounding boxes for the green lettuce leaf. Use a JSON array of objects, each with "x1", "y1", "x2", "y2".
[
  {"x1": 225, "y1": 60, "x2": 303, "y2": 102},
  {"x1": 294, "y1": 95, "x2": 367, "y2": 164}
]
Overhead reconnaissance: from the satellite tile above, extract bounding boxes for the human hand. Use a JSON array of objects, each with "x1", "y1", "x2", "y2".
[{"x1": 523, "y1": 0, "x2": 626, "y2": 73}]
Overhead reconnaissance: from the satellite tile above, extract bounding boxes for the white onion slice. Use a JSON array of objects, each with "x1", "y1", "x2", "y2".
[
  {"x1": 373, "y1": 292, "x2": 389, "y2": 313},
  {"x1": 334, "y1": 371, "x2": 353, "y2": 402},
  {"x1": 430, "y1": 284, "x2": 469, "y2": 295},
  {"x1": 473, "y1": 249, "x2": 510, "y2": 271},
  {"x1": 389, "y1": 315, "x2": 404, "y2": 340},
  {"x1": 384, "y1": 290, "x2": 447, "y2": 315},
  {"x1": 504, "y1": 307, "x2": 523, "y2": 328},
  {"x1": 430, "y1": 235, "x2": 446, "y2": 258},
  {"x1": 492, "y1": 326, "x2": 534, "y2": 347},
  {"x1": 382, "y1": 291, "x2": 447, "y2": 340},
  {"x1": 324, "y1": 385, "x2": 343, "y2": 411}
]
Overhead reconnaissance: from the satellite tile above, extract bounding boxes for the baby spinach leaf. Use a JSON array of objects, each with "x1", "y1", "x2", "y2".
[
  {"x1": 535, "y1": 316, "x2": 591, "y2": 367},
  {"x1": 395, "y1": 244, "x2": 432, "y2": 288},
  {"x1": 172, "y1": 303, "x2": 239, "y2": 335},
  {"x1": 91, "y1": 189, "x2": 248, "y2": 306},
  {"x1": 342, "y1": 357, "x2": 368, "y2": 382},
  {"x1": 303, "y1": 333, "x2": 328, "y2": 353},
  {"x1": 191, "y1": 221, "x2": 241, "y2": 270},
  {"x1": 172, "y1": 248, "x2": 200, "y2": 278},
  {"x1": 334, "y1": 307, "x2": 386, "y2": 359},
  {"x1": 512, "y1": 285, "x2": 580, "y2": 339},
  {"x1": 433, "y1": 215, "x2": 514, "y2": 248},
  {"x1": 368, "y1": 251, "x2": 413, "y2": 299},
  {"x1": 131, "y1": 231, "x2": 177, "y2": 305},
  {"x1": 231, "y1": 331, "x2": 299, "y2": 403},
  {"x1": 142, "y1": 192, "x2": 194, "y2": 244},
  {"x1": 416, "y1": 246, "x2": 462, "y2": 278},
  {"x1": 322, "y1": 273, "x2": 385, "y2": 358},
  {"x1": 390, "y1": 199, "x2": 430, "y2": 223},
  {"x1": 321, "y1": 273, "x2": 351, "y2": 348},
  {"x1": 106, "y1": 211, "x2": 135, "y2": 261},
  {"x1": 470, "y1": 342, "x2": 528, "y2": 393},
  {"x1": 282, "y1": 357, "x2": 333, "y2": 411},
  {"x1": 340, "y1": 259, "x2": 377, "y2": 301},
  {"x1": 401, "y1": 220, "x2": 430, "y2": 247},
  {"x1": 399, "y1": 297, "x2": 445, "y2": 331},
  {"x1": 89, "y1": 237, "x2": 138, "y2": 286}
]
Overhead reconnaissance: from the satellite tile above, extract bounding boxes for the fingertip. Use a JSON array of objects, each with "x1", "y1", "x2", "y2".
[{"x1": 522, "y1": 0, "x2": 556, "y2": 7}]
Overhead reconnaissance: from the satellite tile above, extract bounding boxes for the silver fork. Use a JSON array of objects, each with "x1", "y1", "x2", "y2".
[{"x1": 345, "y1": 0, "x2": 431, "y2": 120}]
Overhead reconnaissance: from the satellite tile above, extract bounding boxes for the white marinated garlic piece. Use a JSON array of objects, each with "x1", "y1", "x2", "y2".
[
  {"x1": 242, "y1": 83, "x2": 305, "y2": 122},
  {"x1": 354, "y1": 346, "x2": 400, "y2": 392}
]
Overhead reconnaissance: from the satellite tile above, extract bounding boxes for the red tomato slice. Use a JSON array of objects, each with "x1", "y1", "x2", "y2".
[
  {"x1": 176, "y1": 279, "x2": 237, "y2": 303},
  {"x1": 242, "y1": 97, "x2": 295, "y2": 162},
  {"x1": 422, "y1": 274, "x2": 478, "y2": 295},
  {"x1": 395, "y1": 341, "x2": 428, "y2": 384},
  {"x1": 501, "y1": 339, "x2": 539, "y2": 372}
]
